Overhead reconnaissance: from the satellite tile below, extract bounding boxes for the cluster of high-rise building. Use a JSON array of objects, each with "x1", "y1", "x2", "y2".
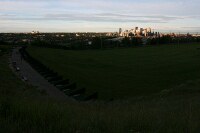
[{"x1": 119, "y1": 27, "x2": 159, "y2": 37}]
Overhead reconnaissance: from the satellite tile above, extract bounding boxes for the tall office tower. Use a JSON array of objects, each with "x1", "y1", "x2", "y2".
[
  {"x1": 144, "y1": 29, "x2": 148, "y2": 36},
  {"x1": 135, "y1": 27, "x2": 140, "y2": 35},
  {"x1": 133, "y1": 28, "x2": 136, "y2": 34},
  {"x1": 140, "y1": 28, "x2": 143, "y2": 34},
  {"x1": 147, "y1": 27, "x2": 151, "y2": 33},
  {"x1": 119, "y1": 28, "x2": 122, "y2": 34}
]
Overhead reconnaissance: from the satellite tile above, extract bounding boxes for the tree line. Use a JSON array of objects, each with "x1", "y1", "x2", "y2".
[{"x1": 31, "y1": 35, "x2": 200, "y2": 50}]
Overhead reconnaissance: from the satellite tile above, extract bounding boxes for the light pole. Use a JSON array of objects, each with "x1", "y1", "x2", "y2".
[
  {"x1": 178, "y1": 32, "x2": 180, "y2": 46},
  {"x1": 100, "y1": 34, "x2": 103, "y2": 49}
]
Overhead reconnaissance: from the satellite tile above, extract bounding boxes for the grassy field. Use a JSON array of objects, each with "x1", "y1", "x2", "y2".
[
  {"x1": 1, "y1": 44, "x2": 200, "y2": 132},
  {"x1": 27, "y1": 43, "x2": 200, "y2": 99}
]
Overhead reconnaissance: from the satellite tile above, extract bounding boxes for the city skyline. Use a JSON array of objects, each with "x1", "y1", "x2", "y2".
[{"x1": 1, "y1": 0, "x2": 200, "y2": 33}]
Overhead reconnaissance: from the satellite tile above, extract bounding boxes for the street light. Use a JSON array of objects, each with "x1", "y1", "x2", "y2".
[{"x1": 100, "y1": 34, "x2": 103, "y2": 49}]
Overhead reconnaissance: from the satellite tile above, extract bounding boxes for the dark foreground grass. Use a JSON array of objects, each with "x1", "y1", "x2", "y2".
[
  {"x1": 2, "y1": 94, "x2": 200, "y2": 133},
  {"x1": 27, "y1": 43, "x2": 200, "y2": 99},
  {"x1": 1, "y1": 45, "x2": 200, "y2": 132}
]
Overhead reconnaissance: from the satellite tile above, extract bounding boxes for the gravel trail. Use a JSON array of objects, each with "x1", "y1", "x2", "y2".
[{"x1": 10, "y1": 47, "x2": 69, "y2": 101}]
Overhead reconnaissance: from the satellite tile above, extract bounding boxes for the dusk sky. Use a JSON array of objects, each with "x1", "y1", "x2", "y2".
[{"x1": 1, "y1": 0, "x2": 200, "y2": 33}]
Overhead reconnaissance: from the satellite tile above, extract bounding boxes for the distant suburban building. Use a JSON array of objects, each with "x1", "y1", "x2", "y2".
[{"x1": 31, "y1": 31, "x2": 39, "y2": 34}]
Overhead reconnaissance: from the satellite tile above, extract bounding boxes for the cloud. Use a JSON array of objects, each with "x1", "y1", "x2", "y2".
[
  {"x1": 0, "y1": 12, "x2": 185, "y2": 23},
  {"x1": 182, "y1": 27, "x2": 200, "y2": 29},
  {"x1": 0, "y1": 0, "x2": 200, "y2": 32},
  {"x1": 0, "y1": 0, "x2": 199, "y2": 15}
]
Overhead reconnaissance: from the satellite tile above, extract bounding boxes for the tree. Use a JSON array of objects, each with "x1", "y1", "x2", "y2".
[{"x1": 92, "y1": 37, "x2": 102, "y2": 49}]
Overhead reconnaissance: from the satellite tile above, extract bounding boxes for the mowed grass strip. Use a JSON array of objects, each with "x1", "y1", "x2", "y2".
[{"x1": 27, "y1": 44, "x2": 200, "y2": 99}]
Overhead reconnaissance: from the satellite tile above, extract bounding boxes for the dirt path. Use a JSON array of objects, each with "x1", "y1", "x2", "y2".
[{"x1": 10, "y1": 47, "x2": 69, "y2": 101}]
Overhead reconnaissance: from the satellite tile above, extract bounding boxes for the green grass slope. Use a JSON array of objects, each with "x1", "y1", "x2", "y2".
[
  {"x1": 27, "y1": 44, "x2": 200, "y2": 99},
  {"x1": 1, "y1": 45, "x2": 200, "y2": 132}
]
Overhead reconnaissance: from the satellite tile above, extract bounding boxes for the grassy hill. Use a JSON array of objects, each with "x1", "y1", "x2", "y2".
[
  {"x1": 1, "y1": 44, "x2": 200, "y2": 132},
  {"x1": 27, "y1": 43, "x2": 200, "y2": 99}
]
